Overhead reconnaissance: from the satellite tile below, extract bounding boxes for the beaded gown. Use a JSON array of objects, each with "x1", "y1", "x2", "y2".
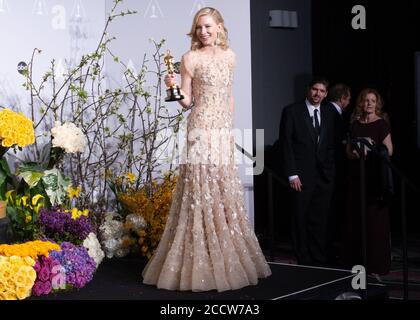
[{"x1": 142, "y1": 47, "x2": 271, "y2": 292}]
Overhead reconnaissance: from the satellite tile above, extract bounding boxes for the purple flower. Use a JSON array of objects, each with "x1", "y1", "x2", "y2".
[
  {"x1": 49, "y1": 242, "x2": 96, "y2": 289},
  {"x1": 33, "y1": 261, "x2": 41, "y2": 273},
  {"x1": 42, "y1": 280, "x2": 52, "y2": 295},
  {"x1": 32, "y1": 281, "x2": 46, "y2": 296},
  {"x1": 37, "y1": 207, "x2": 94, "y2": 244},
  {"x1": 38, "y1": 266, "x2": 50, "y2": 282},
  {"x1": 49, "y1": 261, "x2": 61, "y2": 276},
  {"x1": 51, "y1": 271, "x2": 66, "y2": 290},
  {"x1": 32, "y1": 255, "x2": 64, "y2": 296}
]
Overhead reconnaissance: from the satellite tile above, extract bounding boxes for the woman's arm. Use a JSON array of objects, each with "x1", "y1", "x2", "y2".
[
  {"x1": 346, "y1": 143, "x2": 359, "y2": 159},
  {"x1": 382, "y1": 133, "x2": 393, "y2": 156},
  {"x1": 164, "y1": 54, "x2": 193, "y2": 109},
  {"x1": 178, "y1": 69, "x2": 193, "y2": 109}
]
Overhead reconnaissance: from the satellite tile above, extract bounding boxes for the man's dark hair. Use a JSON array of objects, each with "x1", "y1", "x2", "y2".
[
  {"x1": 328, "y1": 83, "x2": 351, "y2": 102},
  {"x1": 308, "y1": 76, "x2": 329, "y2": 89}
]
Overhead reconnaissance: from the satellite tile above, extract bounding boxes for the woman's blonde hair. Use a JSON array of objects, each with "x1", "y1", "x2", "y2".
[
  {"x1": 351, "y1": 88, "x2": 385, "y2": 123},
  {"x1": 188, "y1": 7, "x2": 229, "y2": 50}
]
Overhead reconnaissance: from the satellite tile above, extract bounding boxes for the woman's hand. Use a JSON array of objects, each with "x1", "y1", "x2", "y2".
[
  {"x1": 352, "y1": 149, "x2": 360, "y2": 159},
  {"x1": 164, "y1": 74, "x2": 177, "y2": 87}
]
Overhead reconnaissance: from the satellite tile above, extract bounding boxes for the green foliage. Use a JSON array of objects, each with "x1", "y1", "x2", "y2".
[
  {"x1": 42, "y1": 168, "x2": 71, "y2": 206},
  {"x1": 0, "y1": 158, "x2": 13, "y2": 201},
  {"x1": 5, "y1": 191, "x2": 45, "y2": 242},
  {"x1": 17, "y1": 164, "x2": 71, "y2": 208}
]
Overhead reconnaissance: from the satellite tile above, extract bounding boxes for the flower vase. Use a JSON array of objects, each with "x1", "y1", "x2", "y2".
[{"x1": 0, "y1": 200, "x2": 6, "y2": 219}]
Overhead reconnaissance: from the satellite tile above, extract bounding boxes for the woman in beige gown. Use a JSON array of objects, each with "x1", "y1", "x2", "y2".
[{"x1": 142, "y1": 7, "x2": 271, "y2": 292}]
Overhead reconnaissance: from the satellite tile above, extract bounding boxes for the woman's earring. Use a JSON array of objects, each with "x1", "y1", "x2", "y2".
[{"x1": 215, "y1": 32, "x2": 221, "y2": 46}]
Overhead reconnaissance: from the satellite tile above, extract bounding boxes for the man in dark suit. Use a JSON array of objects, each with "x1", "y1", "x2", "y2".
[
  {"x1": 279, "y1": 77, "x2": 336, "y2": 266},
  {"x1": 325, "y1": 83, "x2": 351, "y2": 150},
  {"x1": 323, "y1": 84, "x2": 351, "y2": 266}
]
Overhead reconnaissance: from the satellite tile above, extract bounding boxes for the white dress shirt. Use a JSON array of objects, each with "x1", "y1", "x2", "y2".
[
  {"x1": 306, "y1": 99, "x2": 322, "y2": 127},
  {"x1": 331, "y1": 101, "x2": 342, "y2": 116}
]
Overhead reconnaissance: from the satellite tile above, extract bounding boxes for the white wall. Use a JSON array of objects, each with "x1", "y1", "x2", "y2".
[
  {"x1": 0, "y1": 0, "x2": 255, "y2": 225},
  {"x1": 0, "y1": 0, "x2": 105, "y2": 111}
]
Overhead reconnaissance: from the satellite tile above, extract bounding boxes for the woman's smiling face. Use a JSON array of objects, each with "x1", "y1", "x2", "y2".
[{"x1": 196, "y1": 15, "x2": 221, "y2": 47}]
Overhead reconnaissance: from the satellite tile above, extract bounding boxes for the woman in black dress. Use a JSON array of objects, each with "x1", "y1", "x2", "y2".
[{"x1": 341, "y1": 88, "x2": 393, "y2": 275}]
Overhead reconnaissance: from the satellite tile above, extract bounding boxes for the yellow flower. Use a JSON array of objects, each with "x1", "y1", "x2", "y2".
[
  {"x1": 25, "y1": 267, "x2": 36, "y2": 283},
  {"x1": 82, "y1": 209, "x2": 89, "y2": 217},
  {"x1": 0, "y1": 241, "x2": 60, "y2": 259},
  {"x1": 68, "y1": 185, "x2": 82, "y2": 198},
  {"x1": 15, "y1": 286, "x2": 31, "y2": 300},
  {"x1": 125, "y1": 172, "x2": 136, "y2": 184},
  {"x1": 71, "y1": 207, "x2": 80, "y2": 219},
  {"x1": 4, "y1": 278, "x2": 15, "y2": 291},
  {"x1": 5, "y1": 190, "x2": 15, "y2": 206},
  {"x1": 23, "y1": 256, "x2": 35, "y2": 267},
  {"x1": 0, "y1": 109, "x2": 34, "y2": 148},
  {"x1": 21, "y1": 196, "x2": 29, "y2": 207},
  {"x1": 31, "y1": 194, "x2": 44, "y2": 206},
  {"x1": 0, "y1": 268, "x2": 11, "y2": 280},
  {"x1": 9, "y1": 256, "x2": 21, "y2": 265},
  {"x1": 25, "y1": 215, "x2": 32, "y2": 223},
  {"x1": 13, "y1": 273, "x2": 25, "y2": 288},
  {"x1": 2, "y1": 290, "x2": 17, "y2": 300}
]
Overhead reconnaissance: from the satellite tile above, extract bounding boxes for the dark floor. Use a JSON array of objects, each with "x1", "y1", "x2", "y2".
[
  {"x1": 31, "y1": 257, "x2": 360, "y2": 300},
  {"x1": 25, "y1": 236, "x2": 420, "y2": 301},
  {"x1": 269, "y1": 238, "x2": 420, "y2": 300}
]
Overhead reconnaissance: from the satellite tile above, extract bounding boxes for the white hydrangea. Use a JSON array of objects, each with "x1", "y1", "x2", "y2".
[
  {"x1": 51, "y1": 121, "x2": 87, "y2": 153},
  {"x1": 83, "y1": 232, "x2": 105, "y2": 268},
  {"x1": 100, "y1": 219, "x2": 124, "y2": 240},
  {"x1": 99, "y1": 212, "x2": 129, "y2": 259}
]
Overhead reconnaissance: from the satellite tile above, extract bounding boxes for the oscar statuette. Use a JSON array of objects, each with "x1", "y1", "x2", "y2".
[{"x1": 164, "y1": 50, "x2": 184, "y2": 102}]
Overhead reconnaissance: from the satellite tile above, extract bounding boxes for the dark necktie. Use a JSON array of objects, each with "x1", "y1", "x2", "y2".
[{"x1": 314, "y1": 108, "x2": 320, "y2": 136}]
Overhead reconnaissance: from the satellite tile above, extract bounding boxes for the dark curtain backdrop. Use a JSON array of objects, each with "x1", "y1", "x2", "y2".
[
  {"x1": 252, "y1": 0, "x2": 420, "y2": 249},
  {"x1": 312, "y1": 0, "x2": 420, "y2": 235}
]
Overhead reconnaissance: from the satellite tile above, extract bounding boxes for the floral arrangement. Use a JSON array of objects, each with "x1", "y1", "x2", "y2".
[
  {"x1": 32, "y1": 255, "x2": 64, "y2": 296},
  {"x1": 99, "y1": 212, "x2": 129, "y2": 258},
  {"x1": 106, "y1": 171, "x2": 137, "y2": 216},
  {"x1": 118, "y1": 174, "x2": 177, "y2": 258},
  {"x1": 0, "y1": 108, "x2": 35, "y2": 148},
  {"x1": 0, "y1": 255, "x2": 37, "y2": 300},
  {"x1": 5, "y1": 191, "x2": 45, "y2": 242},
  {"x1": 49, "y1": 242, "x2": 96, "y2": 289},
  {"x1": 0, "y1": 240, "x2": 60, "y2": 259},
  {"x1": 0, "y1": 109, "x2": 35, "y2": 201},
  {"x1": 51, "y1": 121, "x2": 87, "y2": 154},
  {"x1": 38, "y1": 206, "x2": 94, "y2": 245},
  {"x1": 82, "y1": 232, "x2": 105, "y2": 268}
]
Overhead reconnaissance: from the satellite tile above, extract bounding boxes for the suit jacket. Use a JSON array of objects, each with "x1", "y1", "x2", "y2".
[
  {"x1": 324, "y1": 101, "x2": 348, "y2": 170},
  {"x1": 279, "y1": 101, "x2": 336, "y2": 185}
]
